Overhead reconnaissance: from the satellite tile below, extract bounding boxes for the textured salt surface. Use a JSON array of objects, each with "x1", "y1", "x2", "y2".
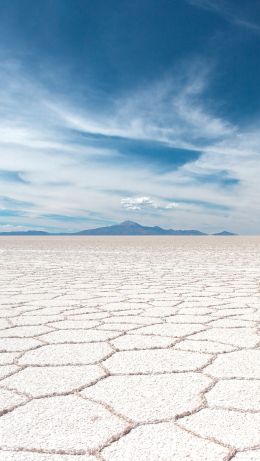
[{"x1": 0, "y1": 236, "x2": 259, "y2": 460}]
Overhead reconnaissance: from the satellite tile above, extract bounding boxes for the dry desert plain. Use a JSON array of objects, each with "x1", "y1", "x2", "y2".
[{"x1": 0, "y1": 236, "x2": 259, "y2": 461}]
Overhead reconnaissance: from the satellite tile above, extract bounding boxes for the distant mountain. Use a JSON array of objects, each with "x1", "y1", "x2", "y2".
[
  {"x1": 75, "y1": 221, "x2": 207, "y2": 236},
  {"x1": 0, "y1": 230, "x2": 49, "y2": 236},
  {"x1": 0, "y1": 221, "x2": 236, "y2": 236},
  {"x1": 213, "y1": 231, "x2": 237, "y2": 236}
]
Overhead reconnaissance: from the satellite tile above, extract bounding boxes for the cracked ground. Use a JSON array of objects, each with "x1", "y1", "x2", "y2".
[{"x1": 0, "y1": 236, "x2": 259, "y2": 461}]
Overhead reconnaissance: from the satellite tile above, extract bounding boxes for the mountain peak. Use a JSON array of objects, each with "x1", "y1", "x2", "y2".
[
  {"x1": 0, "y1": 221, "x2": 236, "y2": 236},
  {"x1": 120, "y1": 221, "x2": 141, "y2": 227},
  {"x1": 213, "y1": 231, "x2": 237, "y2": 236}
]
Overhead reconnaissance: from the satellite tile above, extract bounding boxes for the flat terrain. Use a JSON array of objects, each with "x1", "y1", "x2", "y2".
[{"x1": 0, "y1": 236, "x2": 259, "y2": 461}]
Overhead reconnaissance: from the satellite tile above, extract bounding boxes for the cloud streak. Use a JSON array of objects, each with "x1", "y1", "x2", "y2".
[
  {"x1": 186, "y1": 0, "x2": 260, "y2": 34},
  {"x1": 0, "y1": 55, "x2": 259, "y2": 234}
]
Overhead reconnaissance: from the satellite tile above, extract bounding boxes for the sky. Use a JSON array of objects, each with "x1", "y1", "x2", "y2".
[{"x1": 0, "y1": 0, "x2": 260, "y2": 234}]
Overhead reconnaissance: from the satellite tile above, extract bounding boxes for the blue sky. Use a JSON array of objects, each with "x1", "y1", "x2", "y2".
[{"x1": 0, "y1": 0, "x2": 260, "y2": 233}]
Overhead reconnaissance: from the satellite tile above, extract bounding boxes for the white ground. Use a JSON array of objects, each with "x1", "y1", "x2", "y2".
[{"x1": 0, "y1": 236, "x2": 259, "y2": 460}]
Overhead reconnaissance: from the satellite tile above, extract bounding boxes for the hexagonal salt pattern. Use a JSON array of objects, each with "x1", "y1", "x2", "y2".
[
  {"x1": 82, "y1": 372, "x2": 212, "y2": 422},
  {"x1": 102, "y1": 423, "x2": 230, "y2": 460},
  {"x1": 206, "y1": 350, "x2": 260, "y2": 379},
  {"x1": 0, "y1": 395, "x2": 129, "y2": 452},
  {"x1": 206, "y1": 380, "x2": 260, "y2": 411},
  {"x1": 18, "y1": 343, "x2": 113, "y2": 366},
  {"x1": 1, "y1": 365, "x2": 106, "y2": 397},
  {"x1": 0, "y1": 235, "x2": 259, "y2": 460},
  {"x1": 179, "y1": 408, "x2": 260, "y2": 449},
  {"x1": 103, "y1": 349, "x2": 212, "y2": 374}
]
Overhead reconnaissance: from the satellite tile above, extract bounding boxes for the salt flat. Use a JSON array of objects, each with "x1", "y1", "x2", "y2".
[{"x1": 0, "y1": 236, "x2": 259, "y2": 461}]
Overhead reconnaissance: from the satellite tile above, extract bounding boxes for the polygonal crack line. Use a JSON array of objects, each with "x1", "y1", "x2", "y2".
[
  {"x1": 96, "y1": 320, "x2": 166, "y2": 333},
  {"x1": 46, "y1": 322, "x2": 105, "y2": 331},
  {"x1": 98, "y1": 312, "x2": 134, "y2": 319},
  {"x1": 34, "y1": 336, "x2": 54, "y2": 345},
  {"x1": 2, "y1": 341, "x2": 40, "y2": 356},
  {"x1": 165, "y1": 311, "x2": 217, "y2": 321},
  {"x1": 178, "y1": 336, "x2": 241, "y2": 347},
  {"x1": 0, "y1": 365, "x2": 26, "y2": 382},
  {"x1": 65, "y1": 314, "x2": 110, "y2": 321},
  {"x1": 60, "y1": 307, "x2": 105, "y2": 316},
  {"x1": 184, "y1": 370, "x2": 219, "y2": 411},
  {"x1": 245, "y1": 303, "x2": 258, "y2": 312},
  {"x1": 0, "y1": 328, "x2": 57, "y2": 339},
  {"x1": 34, "y1": 334, "x2": 126, "y2": 347},
  {"x1": 208, "y1": 377, "x2": 260, "y2": 382},
  {"x1": 94, "y1": 452, "x2": 105, "y2": 461},
  {"x1": 142, "y1": 303, "x2": 184, "y2": 315},
  {"x1": 16, "y1": 347, "x2": 117, "y2": 368},
  {"x1": 96, "y1": 418, "x2": 237, "y2": 460},
  {"x1": 206, "y1": 316, "x2": 257, "y2": 326},
  {"x1": 201, "y1": 367, "x2": 260, "y2": 397},
  {"x1": 78, "y1": 393, "x2": 134, "y2": 426},
  {"x1": 236, "y1": 445, "x2": 260, "y2": 453},
  {"x1": 0, "y1": 382, "x2": 31, "y2": 399},
  {"x1": 121, "y1": 298, "x2": 154, "y2": 312},
  {"x1": 209, "y1": 311, "x2": 257, "y2": 320},
  {"x1": 1, "y1": 318, "x2": 67, "y2": 328},
  {"x1": 78, "y1": 370, "x2": 216, "y2": 426},
  {"x1": 12, "y1": 344, "x2": 48, "y2": 362},
  {"x1": 0, "y1": 370, "x2": 109, "y2": 405},
  {"x1": 101, "y1": 365, "x2": 219, "y2": 377},
  {"x1": 0, "y1": 394, "x2": 33, "y2": 418},
  {"x1": 178, "y1": 336, "x2": 256, "y2": 350},
  {"x1": 0, "y1": 448, "x2": 101, "y2": 461},
  {"x1": 0, "y1": 350, "x2": 25, "y2": 362},
  {"x1": 23, "y1": 308, "x2": 67, "y2": 316},
  {"x1": 0, "y1": 315, "x2": 19, "y2": 321},
  {"x1": 175, "y1": 408, "x2": 260, "y2": 453},
  {"x1": 174, "y1": 344, "x2": 241, "y2": 355},
  {"x1": 107, "y1": 309, "x2": 148, "y2": 316},
  {"x1": 126, "y1": 329, "x2": 210, "y2": 343},
  {"x1": 207, "y1": 405, "x2": 260, "y2": 415},
  {"x1": 0, "y1": 446, "x2": 90, "y2": 456},
  {"x1": 105, "y1": 315, "x2": 169, "y2": 325},
  {"x1": 109, "y1": 343, "x2": 177, "y2": 352},
  {"x1": 110, "y1": 333, "x2": 216, "y2": 352}
]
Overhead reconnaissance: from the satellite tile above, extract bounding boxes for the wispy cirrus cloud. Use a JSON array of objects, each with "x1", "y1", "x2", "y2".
[
  {"x1": 52, "y1": 66, "x2": 235, "y2": 147},
  {"x1": 0, "y1": 224, "x2": 27, "y2": 232},
  {"x1": 186, "y1": 0, "x2": 260, "y2": 34},
  {"x1": 0, "y1": 55, "x2": 259, "y2": 234}
]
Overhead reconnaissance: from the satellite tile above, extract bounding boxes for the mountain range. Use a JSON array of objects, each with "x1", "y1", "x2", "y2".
[{"x1": 0, "y1": 221, "x2": 236, "y2": 236}]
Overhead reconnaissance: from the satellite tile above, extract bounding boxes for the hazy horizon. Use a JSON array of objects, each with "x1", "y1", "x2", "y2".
[{"x1": 0, "y1": 219, "x2": 239, "y2": 235}]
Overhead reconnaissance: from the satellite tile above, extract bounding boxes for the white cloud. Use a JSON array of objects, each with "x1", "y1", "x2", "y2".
[
  {"x1": 121, "y1": 197, "x2": 158, "y2": 210},
  {"x1": 52, "y1": 66, "x2": 235, "y2": 147},
  {"x1": 121, "y1": 197, "x2": 179, "y2": 211},
  {"x1": 165, "y1": 203, "x2": 179, "y2": 209},
  {"x1": 0, "y1": 57, "x2": 259, "y2": 234}
]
